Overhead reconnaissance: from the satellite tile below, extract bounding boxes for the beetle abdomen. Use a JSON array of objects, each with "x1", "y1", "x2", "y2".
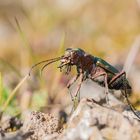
[{"x1": 109, "y1": 76, "x2": 132, "y2": 95}]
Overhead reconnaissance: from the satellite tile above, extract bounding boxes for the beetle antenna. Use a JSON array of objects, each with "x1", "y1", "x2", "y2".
[
  {"x1": 29, "y1": 56, "x2": 62, "y2": 76},
  {"x1": 40, "y1": 59, "x2": 60, "y2": 76}
]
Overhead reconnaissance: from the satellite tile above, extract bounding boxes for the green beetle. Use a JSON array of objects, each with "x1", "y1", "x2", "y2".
[{"x1": 29, "y1": 48, "x2": 140, "y2": 120}]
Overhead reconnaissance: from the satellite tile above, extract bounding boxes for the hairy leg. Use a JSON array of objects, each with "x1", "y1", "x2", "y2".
[
  {"x1": 67, "y1": 74, "x2": 80, "y2": 89},
  {"x1": 109, "y1": 71, "x2": 125, "y2": 85},
  {"x1": 90, "y1": 72, "x2": 109, "y2": 104},
  {"x1": 72, "y1": 73, "x2": 84, "y2": 110},
  {"x1": 67, "y1": 74, "x2": 80, "y2": 100},
  {"x1": 74, "y1": 73, "x2": 84, "y2": 98}
]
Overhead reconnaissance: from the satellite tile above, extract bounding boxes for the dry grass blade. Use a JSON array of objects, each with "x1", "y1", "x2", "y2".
[
  {"x1": 59, "y1": 32, "x2": 66, "y2": 55},
  {"x1": 136, "y1": 0, "x2": 140, "y2": 9},
  {"x1": 2, "y1": 75, "x2": 28, "y2": 113},
  {"x1": 123, "y1": 36, "x2": 140, "y2": 77},
  {"x1": 15, "y1": 17, "x2": 35, "y2": 62},
  {"x1": 15, "y1": 17, "x2": 30, "y2": 50}
]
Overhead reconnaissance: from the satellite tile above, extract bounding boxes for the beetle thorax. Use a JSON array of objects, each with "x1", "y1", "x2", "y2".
[{"x1": 70, "y1": 51, "x2": 83, "y2": 65}]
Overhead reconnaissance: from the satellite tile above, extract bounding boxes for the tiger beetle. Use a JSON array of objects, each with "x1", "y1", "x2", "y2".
[{"x1": 29, "y1": 48, "x2": 140, "y2": 120}]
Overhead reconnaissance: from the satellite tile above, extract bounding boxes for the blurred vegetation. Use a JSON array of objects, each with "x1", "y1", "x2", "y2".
[{"x1": 0, "y1": 0, "x2": 140, "y2": 116}]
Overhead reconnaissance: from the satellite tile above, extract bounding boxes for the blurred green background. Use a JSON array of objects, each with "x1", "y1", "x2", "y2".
[{"x1": 0, "y1": 0, "x2": 140, "y2": 116}]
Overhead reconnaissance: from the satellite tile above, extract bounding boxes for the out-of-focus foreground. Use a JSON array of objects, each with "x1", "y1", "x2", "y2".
[{"x1": 0, "y1": 0, "x2": 140, "y2": 126}]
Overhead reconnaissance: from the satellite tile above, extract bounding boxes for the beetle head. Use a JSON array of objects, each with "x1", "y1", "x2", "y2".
[
  {"x1": 29, "y1": 48, "x2": 85, "y2": 76},
  {"x1": 58, "y1": 48, "x2": 85, "y2": 68}
]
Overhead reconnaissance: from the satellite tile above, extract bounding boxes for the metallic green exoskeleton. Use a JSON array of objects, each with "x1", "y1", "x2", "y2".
[
  {"x1": 93, "y1": 57, "x2": 131, "y2": 91},
  {"x1": 58, "y1": 48, "x2": 131, "y2": 95}
]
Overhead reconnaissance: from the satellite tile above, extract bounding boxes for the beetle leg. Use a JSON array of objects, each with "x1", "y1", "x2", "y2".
[
  {"x1": 67, "y1": 74, "x2": 80, "y2": 89},
  {"x1": 67, "y1": 74, "x2": 80, "y2": 101},
  {"x1": 90, "y1": 72, "x2": 109, "y2": 104},
  {"x1": 71, "y1": 73, "x2": 84, "y2": 110},
  {"x1": 104, "y1": 73, "x2": 109, "y2": 104},
  {"x1": 74, "y1": 73, "x2": 84, "y2": 98},
  {"x1": 109, "y1": 71, "x2": 125, "y2": 85}
]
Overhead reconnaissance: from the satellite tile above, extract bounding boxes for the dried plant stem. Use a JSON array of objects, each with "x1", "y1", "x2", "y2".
[
  {"x1": 123, "y1": 36, "x2": 140, "y2": 77},
  {"x1": 136, "y1": 0, "x2": 140, "y2": 9}
]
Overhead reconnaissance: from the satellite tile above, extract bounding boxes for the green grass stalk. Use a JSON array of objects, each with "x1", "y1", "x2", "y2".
[
  {"x1": 1, "y1": 75, "x2": 28, "y2": 114},
  {"x1": 0, "y1": 72, "x2": 2, "y2": 105}
]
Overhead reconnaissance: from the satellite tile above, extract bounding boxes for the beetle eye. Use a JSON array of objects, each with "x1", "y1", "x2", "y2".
[{"x1": 65, "y1": 51, "x2": 70, "y2": 56}]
